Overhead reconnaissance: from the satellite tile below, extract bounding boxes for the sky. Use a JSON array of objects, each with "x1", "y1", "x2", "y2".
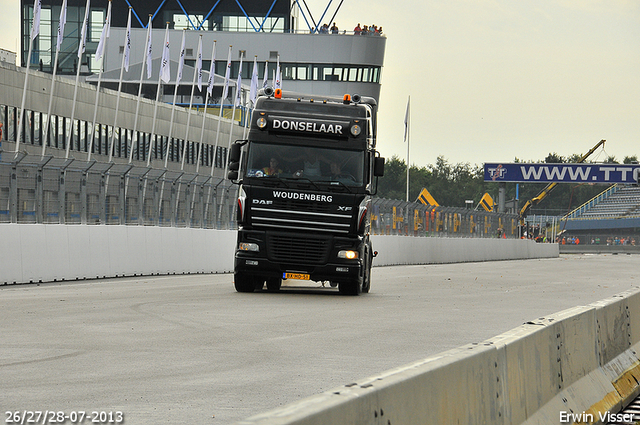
[{"x1": 1, "y1": 0, "x2": 639, "y2": 168}]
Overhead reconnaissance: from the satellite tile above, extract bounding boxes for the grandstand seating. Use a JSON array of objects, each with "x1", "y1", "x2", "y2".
[{"x1": 575, "y1": 185, "x2": 640, "y2": 219}]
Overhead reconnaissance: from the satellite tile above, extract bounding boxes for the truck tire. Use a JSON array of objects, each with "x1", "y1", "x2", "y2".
[
  {"x1": 362, "y1": 251, "x2": 372, "y2": 293},
  {"x1": 362, "y1": 268, "x2": 371, "y2": 293},
  {"x1": 339, "y1": 280, "x2": 362, "y2": 295},
  {"x1": 235, "y1": 274, "x2": 264, "y2": 293},
  {"x1": 266, "y1": 277, "x2": 282, "y2": 292}
]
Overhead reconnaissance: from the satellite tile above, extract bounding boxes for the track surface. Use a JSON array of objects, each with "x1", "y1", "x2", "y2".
[{"x1": 1, "y1": 254, "x2": 638, "y2": 424}]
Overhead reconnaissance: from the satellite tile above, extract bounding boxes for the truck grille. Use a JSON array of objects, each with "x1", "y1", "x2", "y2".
[
  {"x1": 267, "y1": 234, "x2": 330, "y2": 264},
  {"x1": 250, "y1": 198, "x2": 353, "y2": 234}
]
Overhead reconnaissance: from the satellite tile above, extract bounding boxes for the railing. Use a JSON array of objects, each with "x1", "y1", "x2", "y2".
[
  {"x1": 0, "y1": 153, "x2": 238, "y2": 229},
  {"x1": 564, "y1": 185, "x2": 619, "y2": 219},
  {"x1": 0, "y1": 152, "x2": 519, "y2": 238},
  {"x1": 371, "y1": 198, "x2": 519, "y2": 238}
]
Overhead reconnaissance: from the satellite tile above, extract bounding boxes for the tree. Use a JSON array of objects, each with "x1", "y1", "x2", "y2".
[{"x1": 375, "y1": 150, "x2": 636, "y2": 215}]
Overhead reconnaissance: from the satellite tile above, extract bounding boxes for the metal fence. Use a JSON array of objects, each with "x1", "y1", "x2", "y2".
[
  {"x1": 0, "y1": 153, "x2": 519, "y2": 237},
  {"x1": 370, "y1": 198, "x2": 519, "y2": 238},
  {"x1": 0, "y1": 153, "x2": 238, "y2": 229}
]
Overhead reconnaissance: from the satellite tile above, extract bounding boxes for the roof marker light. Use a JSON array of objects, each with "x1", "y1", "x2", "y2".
[
  {"x1": 343, "y1": 94, "x2": 351, "y2": 104},
  {"x1": 275, "y1": 88, "x2": 282, "y2": 99}
]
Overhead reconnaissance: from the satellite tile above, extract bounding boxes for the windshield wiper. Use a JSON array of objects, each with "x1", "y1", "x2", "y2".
[
  {"x1": 323, "y1": 179, "x2": 354, "y2": 193},
  {"x1": 283, "y1": 177, "x2": 321, "y2": 191},
  {"x1": 259, "y1": 176, "x2": 291, "y2": 188}
]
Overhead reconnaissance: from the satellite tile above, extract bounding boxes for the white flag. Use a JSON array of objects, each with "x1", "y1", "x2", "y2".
[
  {"x1": 196, "y1": 36, "x2": 203, "y2": 91},
  {"x1": 221, "y1": 46, "x2": 232, "y2": 100},
  {"x1": 274, "y1": 55, "x2": 281, "y2": 89},
  {"x1": 176, "y1": 30, "x2": 186, "y2": 84},
  {"x1": 78, "y1": 0, "x2": 90, "y2": 59},
  {"x1": 404, "y1": 96, "x2": 410, "y2": 142},
  {"x1": 123, "y1": 9, "x2": 132, "y2": 71},
  {"x1": 30, "y1": 0, "x2": 41, "y2": 41},
  {"x1": 160, "y1": 26, "x2": 171, "y2": 83},
  {"x1": 145, "y1": 15, "x2": 153, "y2": 78},
  {"x1": 262, "y1": 60, "x2": 268, "y2": 88},
  {"x1": 206, "y1": 41, "x2": 216, "y2": 96},
  {"x1": 94, "y1": 0, "x2": 111, "y2": 60},
  {"x1": 249, "y1": 56, "x2": 258, "y2": 104},
  {"x1": 56, "y1": 0, "x2": 67, "y2": 50},
  {"x1": 234, "y1": 56, "x2": 243, "y2": 107}
]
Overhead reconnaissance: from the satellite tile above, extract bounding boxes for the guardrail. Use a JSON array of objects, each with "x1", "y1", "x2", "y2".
[
  {"x1": 236, "y1": 288, "x2": 640, "y2": 425},
  {"x1": 0, "y1": 153, "x2": 519, "y2": 239},
  {"x1": 0, "y1": 154, "x2": 237, "y2": 229}
]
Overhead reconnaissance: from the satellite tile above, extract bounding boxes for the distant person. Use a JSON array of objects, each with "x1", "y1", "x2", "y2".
[
  {"x1": 320, "y1": 23, "x2": 329, "y2": 34},
  {"x1": 262, "y1": 158, "x2": 282, "y2": 176},
  {"x1": 330, "y1": 22, "x2": 339, "y2": 34},
  {"x1": 353, "y1": 23, "x2": 361, "y2": 35}
]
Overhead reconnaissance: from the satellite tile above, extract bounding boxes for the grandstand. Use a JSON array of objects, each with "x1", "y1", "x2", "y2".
[{"x1": 559, "y1": 184, "x2": 640, "y2": 251}]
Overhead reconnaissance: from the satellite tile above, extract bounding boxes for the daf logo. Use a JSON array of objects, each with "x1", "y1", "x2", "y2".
[
  {"x1": 337, "y1": 206, "x2": 352, "y2": 211},
  {"x1": 253, "y1": 199, "x2": 273, "y2": 205}
]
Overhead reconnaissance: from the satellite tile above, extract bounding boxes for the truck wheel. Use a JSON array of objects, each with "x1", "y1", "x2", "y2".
[
  {"x1": 266, "y1": 277, "x2": 282, "y2": 292},
  {"x1": 339, "y1": 281, "x2": 362, "y2": 295},
  {"x1": 362, "y1": 253, "x2": 372, "y2": 293},
  {"x1": 235, "y1": 274, "x2": 263, "y2": 293},
  {"x1": 362, "y1": 270, "x2": 371, "y2": 293}
]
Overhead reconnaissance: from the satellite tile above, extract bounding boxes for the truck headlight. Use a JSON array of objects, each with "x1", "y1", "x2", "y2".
[
  {"x1": 350, "y1": 124, "x2": 361, "y2": 136},
  {"x1": 257, "y1": 117, "x2": 267, "y2": 129},
  {"x1": 338, "y1": 250, "x2": 358, "y2": 259},
  {"x1": 239, "y1": 242, "x2": 260, "y2": 252}
]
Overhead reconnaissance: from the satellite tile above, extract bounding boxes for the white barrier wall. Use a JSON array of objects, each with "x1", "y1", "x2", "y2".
[
  {"x1": 372, "y1": 234, "x2": 558, "y2": 265},
  {"x1": 0, "y1": 224, "x2": 557, "y2": 285},
  {"x1": 0, "y1": 224, "x2": 236, "y2": 284},
  {"x1": 237, "y1": 288, "x2": 640, "y2": 425}
]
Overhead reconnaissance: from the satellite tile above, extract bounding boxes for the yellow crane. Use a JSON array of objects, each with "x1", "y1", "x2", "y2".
[{"x1": 518, "y1": 139, "x2": 606, "y2": 225}]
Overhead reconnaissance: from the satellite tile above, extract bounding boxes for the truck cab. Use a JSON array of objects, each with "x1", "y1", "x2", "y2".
[{"x1": 227, "y1": 89, "x2": 384, "y2": 295}]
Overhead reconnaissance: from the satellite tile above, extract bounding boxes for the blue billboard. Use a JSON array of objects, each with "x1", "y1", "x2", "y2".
[{"x1": 484, "y1": 163, "x2": 640, "y2": 184}]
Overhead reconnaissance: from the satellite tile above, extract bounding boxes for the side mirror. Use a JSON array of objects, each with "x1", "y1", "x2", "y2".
[
  {"x1": 374, "y1": 156, "x2": 385, "y2": 177},
  {"x1": 229, "y1": 142, "x2": 242, "y2": 163},
  {"x1": 227, "y1": 140, "x2": 247, "y2": 183}
]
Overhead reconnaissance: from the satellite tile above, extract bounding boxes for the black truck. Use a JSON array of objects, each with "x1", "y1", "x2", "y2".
[{"x1": 227, "y1": 88, "x2": 385, "y2": 295}]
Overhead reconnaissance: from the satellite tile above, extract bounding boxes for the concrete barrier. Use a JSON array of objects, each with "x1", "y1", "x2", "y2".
[
  {"x1": 0, "y1": 224, "x2": 236, "y2": 284},
  {"x1": 236, "y1": 288, "x2": 640, "y2": 425},
  {"x1": 0, "y1": 224, "x2": 558, "y2": 285},
  {"x1": 371, "y1": 235, "x2": 558, "y2": 266}
]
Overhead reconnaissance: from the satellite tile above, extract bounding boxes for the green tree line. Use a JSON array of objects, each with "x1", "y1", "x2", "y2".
[{"x1": 377, "y1": 153, "x2": 639, "y2": 216}]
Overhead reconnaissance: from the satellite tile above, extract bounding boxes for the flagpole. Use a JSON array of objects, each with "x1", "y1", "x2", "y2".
[
  {"x1": 87, "y1": 0, "x2": 110, "y2": 162},
  {"x1": 212, "y1": 45, "x2": 232, "y2": 175},
  {"x1": 65, "y1": 0, "x2": 90, "y2": 160},
  {"x1": 153, "y1": 22, "x2": 170, "y2": 168},
  {"x1": 243, "y1": 55, "x2": 258, "y2": 140},
  {"x1": 166, "y1": 29, "x2": 185, "y2": 168},
  {"x1": 223, "y1": 53, "x2": 243, "y2": 180},
  {"x1": 200, "y1": 40, "x2": 216, "y2": 225},
  {"x1": 273, "y1": 54, "x2": 280, "y2": 89},
  {"x1": 180, "y1": 36, "x2": 201, "y2": 171},
  {"x1": 197, "y1": 40, "x2": 215, "y2": 174},
  {"x1": 129, "y1": 15, "x2": 153, "y2": 164},
  {"x1": 109, "y1": 7, "x2": 131, "y2": 162},
  {"x1": 16, "y1": 0, "x2": 41, "y2": 154},
  {"x1": 405, "y1": 95, "x2": 410, "y2": 202},
  {"x1": 262, "y1": 60, "x2": 268, "y2": 89},
  {"x1": 42, "y1": 0, "x2": 67, "y2": 158}
]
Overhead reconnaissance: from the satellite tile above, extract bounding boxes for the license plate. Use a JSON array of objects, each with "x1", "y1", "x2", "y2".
[{"x1": 284, "y1": 272, "x2": 310, "y2": 280}]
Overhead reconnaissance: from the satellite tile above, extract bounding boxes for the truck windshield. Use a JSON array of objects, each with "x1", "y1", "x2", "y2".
[{"x1": 245, "y1": 143, "x2": 365, "y2": 186}]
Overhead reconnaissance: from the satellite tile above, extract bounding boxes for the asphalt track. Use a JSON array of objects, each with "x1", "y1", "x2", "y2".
[{"x1": 1, "y1": 254, "x2": 638, "y2": 424}]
